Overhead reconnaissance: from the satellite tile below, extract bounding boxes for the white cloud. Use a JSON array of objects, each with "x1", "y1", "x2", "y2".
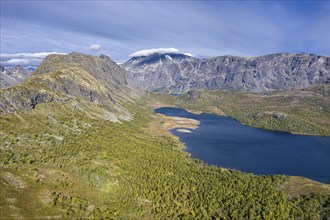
[
  {"x1": 89, "y1": 44, "x2": 101, "y2": 51},
  {"x1": 0, "y1": 52, "x2": 66, "y2": 66},
  {"x1": 130, "y1": 48, "x2": 180, "y2": 57}
]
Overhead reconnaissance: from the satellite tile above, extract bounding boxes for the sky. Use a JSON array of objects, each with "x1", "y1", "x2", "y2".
[{"x1": 0, "y1": 0, "x2": 329, "y2": 66}]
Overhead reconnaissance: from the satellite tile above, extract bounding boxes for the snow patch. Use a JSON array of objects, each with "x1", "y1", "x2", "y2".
[{"x1": 165, "y1": 55, "x2": 173, "y2": 60}]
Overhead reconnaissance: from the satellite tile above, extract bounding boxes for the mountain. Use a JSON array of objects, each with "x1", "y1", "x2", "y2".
[
  {"x1": 0, "y1": 52, "x2": 141, "y2": 120},
  {"x1": 123, "y1": 53, "x2": 330, "y2": 94},
  {"x1": 122, "y1": 53, "x2": 196, "y2": 92},
  {"x1": 0, "y1": 65, "x2": 33, "y2": 88}
]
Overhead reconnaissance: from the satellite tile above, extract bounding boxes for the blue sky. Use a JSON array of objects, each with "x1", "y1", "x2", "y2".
[{"x1": 0, "y1": 1, "x2": 329, "y2": 66}]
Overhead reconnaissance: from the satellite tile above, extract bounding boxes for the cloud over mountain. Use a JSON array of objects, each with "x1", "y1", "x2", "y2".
[
  {"x1": 130, "y1": 48, "x2": 180, "y2": 57},
  {"x1": 0, "y1": 52, "x2": 66, "y2": 66},
  {"x1": 1, "y1": 1, "x2": 329, "y2": 62}
]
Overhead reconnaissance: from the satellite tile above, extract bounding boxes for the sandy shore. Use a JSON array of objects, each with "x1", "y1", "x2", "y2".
[
  {"x1": 158, "y1": 115, "x2": 200, "y2": 130},
  {"x1": 177, "y1": 129, "x2": 192, "y2": 133}
]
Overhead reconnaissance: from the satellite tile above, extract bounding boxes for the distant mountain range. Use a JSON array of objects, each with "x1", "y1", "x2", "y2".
[
  {"x1": 123, "y1": 53, "x2": 329, "y2": 94},
  {"x1": 0, "y1": 65, "x2": 35, "y2": 88},
  {"x1": 2, "y1": 52, "x2": 329, "y2": 96}
]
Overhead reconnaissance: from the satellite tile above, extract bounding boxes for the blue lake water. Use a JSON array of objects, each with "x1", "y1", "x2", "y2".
[{"x1": 155, "y1": 107, "x2": 330, "y2": 184}]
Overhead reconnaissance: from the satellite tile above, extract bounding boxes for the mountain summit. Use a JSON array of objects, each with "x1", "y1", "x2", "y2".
[
  {"x1": 122, "y1": 53, "x2": 196, "y2": 91},
  {"x1": 124, "y1": 53, "x2": 194, "y2": 68},
  {"x1": 123, "y1": 53, "x2": 329, "y2": 94}
]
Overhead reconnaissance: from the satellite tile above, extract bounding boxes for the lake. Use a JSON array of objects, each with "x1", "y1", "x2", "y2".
[{"x1": 155, "y1": 107, "x2": 330, "y2": 184}]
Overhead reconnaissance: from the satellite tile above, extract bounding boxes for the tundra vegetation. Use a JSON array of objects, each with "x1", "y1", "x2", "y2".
[{"x1": 0, "y1": 98, "x2": 329, "y2": 219}]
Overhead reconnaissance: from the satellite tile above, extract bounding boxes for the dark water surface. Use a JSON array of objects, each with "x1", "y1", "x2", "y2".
[{"x1": 155, "y1": 107, "x2": 330, "y2": 183}]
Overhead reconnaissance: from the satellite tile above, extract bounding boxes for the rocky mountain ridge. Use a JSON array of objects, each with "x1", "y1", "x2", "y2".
[
  {"x1": 0, "y1": 52, "x2": 141, "y2": 121},
  {"x1": 123, "y1": 53, "x2": 329, "y2": 94}
]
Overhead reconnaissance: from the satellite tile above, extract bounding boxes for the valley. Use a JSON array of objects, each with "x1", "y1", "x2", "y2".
[{"x1": 0, "y1": 52, "x2": 329, "y2": 219}]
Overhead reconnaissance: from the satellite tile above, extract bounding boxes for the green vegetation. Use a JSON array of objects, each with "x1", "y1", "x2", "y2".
[
  {"x1": 149, "y1": 84, "x2": 330, "y2": 136},
  {"x1": 1, "y1": 97, "x2": 329, "y2": 219}
]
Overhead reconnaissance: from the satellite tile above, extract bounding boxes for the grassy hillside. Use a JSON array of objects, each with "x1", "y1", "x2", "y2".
[
  {"x1": 1, "y1": 97, "x2": 329, "y2": 219},
  {"x1": 148, "y1": 84, "x2": 330, "y2": 136}
]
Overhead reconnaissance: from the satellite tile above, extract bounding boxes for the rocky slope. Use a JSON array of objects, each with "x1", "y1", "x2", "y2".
[
  {"x1": 0, "y1": 65, "x2": 33, "y2": 88},
  {"x1": 123, "y1": 53, "x2": 329, "y2": 93},
  {"x1": 0, "y1": 52, "x2": 141, "y2": 121}
]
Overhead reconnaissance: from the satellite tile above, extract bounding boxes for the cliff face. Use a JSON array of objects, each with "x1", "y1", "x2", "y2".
[
  {"x1": 123, "y1": 53, "x2": 329, "y2": 93},
  {"x1": 0, "y1": 52, "x2": 142, "y2": 121}
]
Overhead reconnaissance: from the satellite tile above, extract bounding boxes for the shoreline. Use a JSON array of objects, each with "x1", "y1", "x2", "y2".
[
  {"x1": 153, "y1": 106, "x2": 330, "y2": 189},
  {"x1": 173, "y1": 106, "x2": 329, "y2": 137}
]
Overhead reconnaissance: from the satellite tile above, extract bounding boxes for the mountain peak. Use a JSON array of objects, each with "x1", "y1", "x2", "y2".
[
  {"x1": 33, "y1": 52, "x2": 120, "y2": 77},
  {"x1": 1, "y1": 52, "x2": 141, "y2": 119},
  {"x1": 123, "y1": 52, "x2": 195, "y2": 69},
  {"x1": 99, "y1": 54, "x2": 111, "y2": 60}
]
